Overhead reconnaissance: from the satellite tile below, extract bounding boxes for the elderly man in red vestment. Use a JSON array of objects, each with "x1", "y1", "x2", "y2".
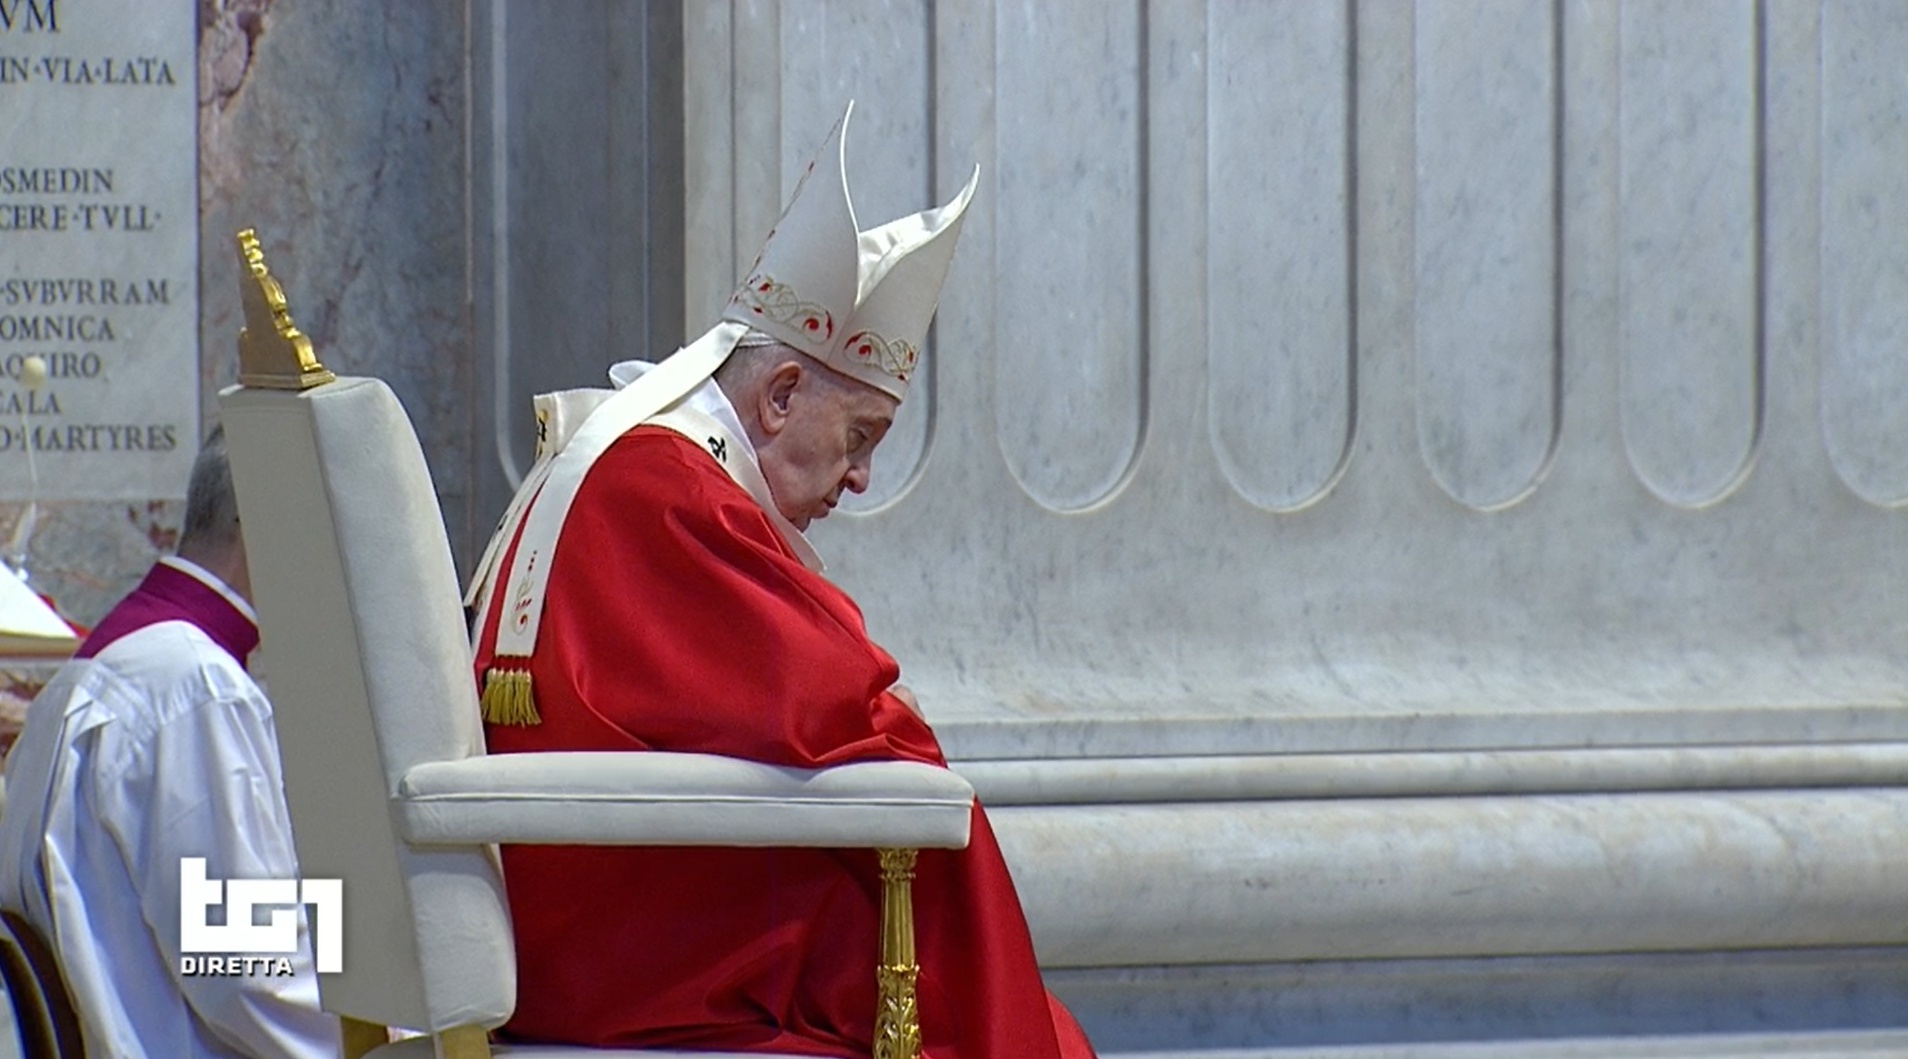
[{"x1": 467, "y1": 106, "x2": 1096, "y2": 1059}]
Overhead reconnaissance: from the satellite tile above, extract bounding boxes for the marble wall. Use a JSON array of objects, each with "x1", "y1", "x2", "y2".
[
  {"x1": 199, "y1": 0, "x2": 471, "y2": 565},
  {"x1": 686, "y1": 0, "x2": 1908, "y2": 766},
  {"x1": 682, "y1": 2, "x2": 1908, "y2": 1050},
  {"x1": 469, "y1": 0, "x2": 684, "y2": 543},
  {"x1": 3, "y1": 0, "x2": 1903, "y2": 1052},
  {"x1": 1, "y1": 0, "x2": 471, "y2": 634},
  {"x1": 7, "y1": 2, "x2": 1901, "y2": 777}
]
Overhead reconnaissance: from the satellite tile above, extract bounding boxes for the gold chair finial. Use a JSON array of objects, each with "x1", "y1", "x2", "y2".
[{"x1": 235, "y1": 228, "x2": 336, "y2": 391}]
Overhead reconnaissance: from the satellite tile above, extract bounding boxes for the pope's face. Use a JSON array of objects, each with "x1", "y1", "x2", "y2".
[{"x1": 757, "y1": 365, "x2": 897, "y2": 531}]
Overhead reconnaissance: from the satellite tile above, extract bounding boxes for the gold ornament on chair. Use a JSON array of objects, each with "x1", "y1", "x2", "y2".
[{"x1": 235, "y1": 228, "x2": 336, "y2": 391}]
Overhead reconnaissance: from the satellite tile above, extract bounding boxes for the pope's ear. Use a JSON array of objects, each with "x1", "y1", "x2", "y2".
[{"x1": 759, "y1": 361, "x2": 802, "y2": 436}]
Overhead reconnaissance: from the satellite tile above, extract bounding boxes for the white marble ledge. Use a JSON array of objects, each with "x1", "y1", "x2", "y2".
[
  {"x1": 954, "y1": 743, "x2": 1908, "y2": 806},
  {"x1": 989, "y1": 789, "x2": 1908, "y2": 968},
  {"x1": 913, "y1": 651, "x2": 1908, "y2": 762},
  {"x1": 926, "y1": 692, "x2": 1908, "y2": 762},
  {"x1": 1103, "y1": 1029, "x2": 1908, "y2": 1058}
]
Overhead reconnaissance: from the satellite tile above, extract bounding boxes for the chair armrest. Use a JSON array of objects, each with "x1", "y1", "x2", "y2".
[{"x1": 395, "y1": 752, "x2": 974, "y2": 850}]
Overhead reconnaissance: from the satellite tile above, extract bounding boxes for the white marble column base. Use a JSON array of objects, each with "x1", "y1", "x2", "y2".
[{"x1": 990, "y1": 789, "x2": 1908, "y2": 966}]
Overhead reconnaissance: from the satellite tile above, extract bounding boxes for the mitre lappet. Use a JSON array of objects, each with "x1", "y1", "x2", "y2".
[{"x1": 469, "y1": 101, "x2": 979, "y2": 725}]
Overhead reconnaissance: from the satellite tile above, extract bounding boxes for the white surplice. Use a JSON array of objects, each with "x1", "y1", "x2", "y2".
[{"x1": 0, "y1": 557, "x2": 335, "y2": 1059}]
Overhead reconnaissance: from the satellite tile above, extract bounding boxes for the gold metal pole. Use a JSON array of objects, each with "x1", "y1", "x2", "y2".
[
  {"x1": 873, "y1": 848, "x2": 922, "y2": 1059},
  {"x1": 434, "y1": 1024, "x2": 493, "y2": 1059}
]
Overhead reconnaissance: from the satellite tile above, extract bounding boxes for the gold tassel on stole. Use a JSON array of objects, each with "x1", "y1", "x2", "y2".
[{"x1": 479, "y1": 665, "x2": 541, "y2": 726}]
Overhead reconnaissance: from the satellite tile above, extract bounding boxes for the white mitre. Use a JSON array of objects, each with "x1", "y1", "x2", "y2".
[
  {"x1": 725, "y1": 105, "x2": 977, "y2": 401},
  {"x1": 469, "y1": 101, "x2": 979, "y2": 726}
]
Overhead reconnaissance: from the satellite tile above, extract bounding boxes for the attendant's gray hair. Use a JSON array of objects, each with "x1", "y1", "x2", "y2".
[{"x1": 179, "y1": 424, "x2": 241, "y2": 555}]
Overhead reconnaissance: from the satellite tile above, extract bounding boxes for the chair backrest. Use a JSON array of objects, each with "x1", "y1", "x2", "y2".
[
  {"x1": 220, "y1": 377, "x2": 515, "y2": 1034},
  {"x1": 0, "y1": 909, "x2": 84, "y2": 1058}
]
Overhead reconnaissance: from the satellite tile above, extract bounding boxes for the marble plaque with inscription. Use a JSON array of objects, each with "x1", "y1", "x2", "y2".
[{"x1": 0, "y1": 0, "x2": 195, "y2": 499}]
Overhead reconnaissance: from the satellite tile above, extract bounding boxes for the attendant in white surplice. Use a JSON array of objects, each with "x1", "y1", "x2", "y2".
[{"x1": 0, "y1": 427, "x2": 334, "y2": 1059}]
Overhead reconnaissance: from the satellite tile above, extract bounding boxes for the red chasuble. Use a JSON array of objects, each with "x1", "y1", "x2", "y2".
[{"x1": 474, "y1": 426, "x2": 1095, "y2": 1059}]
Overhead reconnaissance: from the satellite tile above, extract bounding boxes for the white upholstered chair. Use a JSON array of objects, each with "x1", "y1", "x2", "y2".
[{"x1": 217, "y1": 232, "x2": 973, "y2": 1059}]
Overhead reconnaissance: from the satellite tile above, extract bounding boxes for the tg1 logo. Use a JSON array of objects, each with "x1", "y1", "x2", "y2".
[{"x1": 178, "y1": 858, "x2": 342, "y2": 975}]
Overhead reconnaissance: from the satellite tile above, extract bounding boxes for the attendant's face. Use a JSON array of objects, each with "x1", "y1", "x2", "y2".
[{"x1": 755, "y1": 361, "x2": 897, "y2": 530}]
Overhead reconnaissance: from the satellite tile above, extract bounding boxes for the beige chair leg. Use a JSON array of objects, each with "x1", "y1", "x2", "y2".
[
  {"x1": 339, "y1": 1016, "x2": 389, "y2": 1059},
  {"x1": 874, "y1": 848, "x2": 922, "y2": 1059},
  {"x1": 434, "y1": 1024, "x2": 493, "y2": 1059}
]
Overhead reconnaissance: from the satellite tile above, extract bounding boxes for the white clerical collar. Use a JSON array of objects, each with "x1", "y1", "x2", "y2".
[
  {"x1": 160, "y1": 555, "x2": 259, "y2": 625},
  {"x1": 606, "y1": 360, "x2": 759, "y2": 468}
]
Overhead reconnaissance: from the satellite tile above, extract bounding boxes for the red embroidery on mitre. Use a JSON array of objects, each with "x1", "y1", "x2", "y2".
[
  {"x1": 730, "y1": 273, "x2": 836, "y2": 341},
  {"x1": 843, "y1": 329, "x2": 919, "y2": 382}
]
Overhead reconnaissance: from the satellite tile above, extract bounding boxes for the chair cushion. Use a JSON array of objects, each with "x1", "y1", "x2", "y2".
[{"x1": 397, "y1": 752, "x2": 973, "y2": 849}]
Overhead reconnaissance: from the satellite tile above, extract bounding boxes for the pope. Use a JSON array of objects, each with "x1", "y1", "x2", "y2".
[{"x1": 468, "y1": 104, "x2": 1097, "y2": 1059}]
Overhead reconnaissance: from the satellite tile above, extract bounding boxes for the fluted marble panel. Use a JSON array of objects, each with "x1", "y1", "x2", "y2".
[
  {"x1": 666, "y1": 6, "x2": 1908, "y2": 1051},
  {"x1": 1820, "y1": 0, "x2": 1908, "y2": 507},
  {"x1": 1414, "y1": 0, "x2": 1559, "y2": 510},
  {"x1": 1618, "y1": 0, "x2": 1761, "y2": 507},
  {"x1": 490, "y1": 4, "x2": 677, "y2": 482},
  {"x1": 1207, "y1": 0, "x2": 1353, "y2": 511},
  {"x1": 994, "y1": 0, "x2": 1145, "y2": 512},
  {"x1": 470, "y1": 0, "x2": 682, "y2": 565},
  {"x1": 781, "y1": 1, "x2": 935, "y2": 510},
  {"x1": 684, "y1": 0, "x2": 1908, "y2": 770}
]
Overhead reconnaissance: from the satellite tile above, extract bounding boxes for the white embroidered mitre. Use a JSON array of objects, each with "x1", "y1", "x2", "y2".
[{"x1": 725, "y1": 101, "x2": 978, "y2": 402}]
